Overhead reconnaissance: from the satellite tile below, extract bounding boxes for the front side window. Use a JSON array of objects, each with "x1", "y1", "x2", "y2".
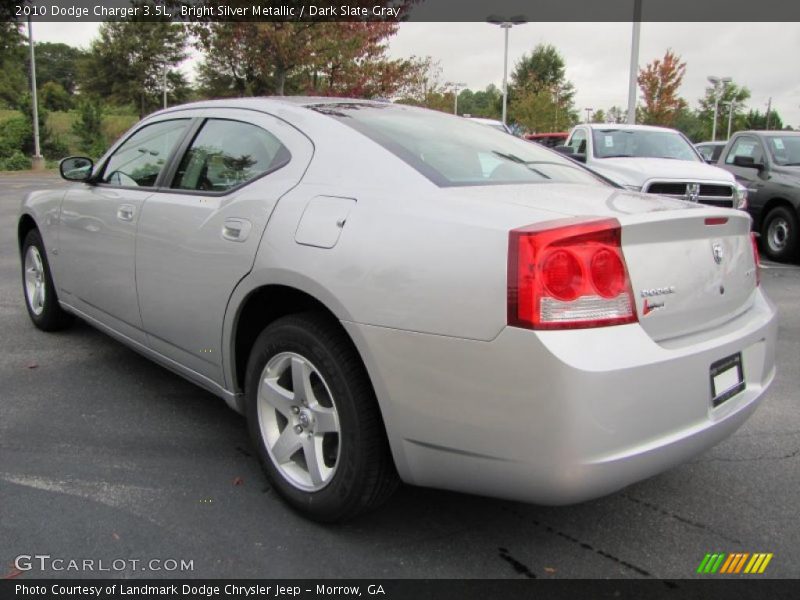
[
  {"x1": 313, "y1": 103, "x2": 604, "y2": 187},
  {"x1": 101, "y1": 119, "x2": 189, "y2": 188},
  {"x1": 172, "y1": 119, "x2": 290, "y2": 192},
  {"x1": 725, "y1": 136, "x2": 764, "y2": 165},
  {"x1": 567, "y1": 129, "x2": 587, "y2": 154},
  {"x1": 592, "y1": 128, "x2": 699, "y2": 161}
]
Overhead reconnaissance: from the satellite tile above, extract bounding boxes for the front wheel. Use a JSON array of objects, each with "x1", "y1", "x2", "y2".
[
  {"x1": 761, "y1": 206, "x2": 799, "y2": 263},
  {"x1": 21, "y1": 229, "x2": 72, "y2": 331},
  {"x1": 245, "y1": 313, "x2": 398, "y2": 522}
]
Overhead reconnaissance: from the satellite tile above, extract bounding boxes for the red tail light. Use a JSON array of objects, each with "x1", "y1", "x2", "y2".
[
  {"x1": 508, "y1": 218, "x2": 638, "y2": 329},
  {"x1": 751, "y1": 232, "x2": 761, "y2": 286}
]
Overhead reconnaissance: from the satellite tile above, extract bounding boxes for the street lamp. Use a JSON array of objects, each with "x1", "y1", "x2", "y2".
[
  {"x1": 487, "y1": 15, "x2": 526, "y2": 126},
  {"x1": 449, "y1": 82, "x2": 467, "y2": 115},
  {"x1": 722, "y1": 100, "x2": 738, "y2": 140},
  {"x1": 27, "y1": 16, "x2": 44, "y2": 170},
  {"x1": 708, "y1": 75, "x2": 731, "y2": 141},
  {"x1": 585, "y1": 108, "x2": 594, "y2": 123}
]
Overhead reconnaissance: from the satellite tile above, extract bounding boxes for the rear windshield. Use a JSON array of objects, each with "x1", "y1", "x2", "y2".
[{"x1": 311, "y1": 103, "x2": 607, "y2": 188}]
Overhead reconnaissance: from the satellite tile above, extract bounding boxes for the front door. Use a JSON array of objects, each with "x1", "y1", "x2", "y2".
[{"x1": 58, "y1": 118, "x2": 191, "y2": 341}]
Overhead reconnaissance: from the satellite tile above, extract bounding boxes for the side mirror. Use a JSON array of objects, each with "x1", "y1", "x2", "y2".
[
  {"x1": 59, "y1": 156, "x2": 94, "y2": 182},
  {"x1": 732, "y1": 155, "x2": 763, "y2": 170},
  {"x1": 553, "y1": 145, "x2": 575, "y2": 156}
]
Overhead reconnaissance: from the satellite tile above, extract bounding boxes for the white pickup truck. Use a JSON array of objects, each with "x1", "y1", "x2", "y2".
[{"x1": 562, "y1": 124, "x2": 747, "y2": 209}]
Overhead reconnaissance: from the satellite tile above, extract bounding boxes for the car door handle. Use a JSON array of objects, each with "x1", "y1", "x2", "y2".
[
  {"x1": 117, "y1": 204, "x2": 135, "y2": 222},
  {"x1": 222, "y1": 218, "x2": 251, "y2": 242}
]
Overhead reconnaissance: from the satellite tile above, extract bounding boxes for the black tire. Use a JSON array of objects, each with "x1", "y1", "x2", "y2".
[
  {"x1": 760, "y1": 206, "x2": 799, "y2": 263},
  {"x1": 20, "y1": 229, "x2": 72, "y2": 331},
  {"x1": 245, "y1": 312, "x2": 399, "y2": 522}
]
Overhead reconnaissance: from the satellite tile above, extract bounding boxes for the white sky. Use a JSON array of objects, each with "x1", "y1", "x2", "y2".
[{"x1": 31, "y1": 21, "x2": 800, "y2": 128}]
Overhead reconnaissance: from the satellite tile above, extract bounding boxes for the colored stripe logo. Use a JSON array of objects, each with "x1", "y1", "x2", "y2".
[{"x1": 697, "y1": 552, "x2": 773, "y2": 574}]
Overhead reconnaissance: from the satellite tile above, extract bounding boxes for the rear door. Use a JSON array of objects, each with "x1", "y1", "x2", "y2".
[{"x1": 135, "y1": 109, "x2": 314, "y2": 385}]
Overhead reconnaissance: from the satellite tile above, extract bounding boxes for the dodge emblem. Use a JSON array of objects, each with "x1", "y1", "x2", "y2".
[
  {"x1": 712, "y1": 242, "x2": 724, "y2": 264},
  {"x1": 686, "y1": 183, "x2": 700, "y2": 203}
]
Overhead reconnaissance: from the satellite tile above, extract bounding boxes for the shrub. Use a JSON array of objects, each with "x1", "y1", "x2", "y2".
[
  {"x1": 0, "y1": 150, "x2": 31, "y2": 171},
  {"x1": 72, "y1": 99, "x2": 107, "y2": 158}
]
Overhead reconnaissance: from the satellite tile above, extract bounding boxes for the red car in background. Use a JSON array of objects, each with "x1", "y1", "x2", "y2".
[{"x1": 525, "y1": 132, "x2": 569, "y2": 148}]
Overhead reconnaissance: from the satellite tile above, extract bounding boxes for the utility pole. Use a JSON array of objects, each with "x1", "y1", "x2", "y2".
[
  {"x1": 27, "y1": 16, "x2": 44, "y2": 170},
  {"x1": 626, "y1": 0, "x2": 642, "y2": 124},
  {"x1": 765, "y1": 97, "x2": 772, "y2": 130},
  {"x1": 585, "y1": 108, "x2": 594, "y2": 123},
  {"x1": 724, "y1": 101, "x2": 737, "y2": 140},
  {"x1": 450, "y1": 82, "x2": 466, "y2": 115},
  {"x1": 163, "y1": 63, "x2": 168, "y2": 109}
]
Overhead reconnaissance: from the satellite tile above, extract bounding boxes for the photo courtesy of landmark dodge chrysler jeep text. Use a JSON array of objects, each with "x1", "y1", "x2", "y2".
[{"x1": 18, "y1": 98, "x2": 777, "y2": 521}]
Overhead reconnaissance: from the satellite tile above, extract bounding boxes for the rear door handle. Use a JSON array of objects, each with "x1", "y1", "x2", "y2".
[
  {"x1": 117, "y1": 204, "x2": 135, "y2": 222},
  {"x1": 222, "y1": 218, "x2": 251, "y2": 242}
]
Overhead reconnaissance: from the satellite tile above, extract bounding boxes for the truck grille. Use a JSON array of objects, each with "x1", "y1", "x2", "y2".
[{"x1": 644, "y1": 181, "x2": 734, "y2": 207}]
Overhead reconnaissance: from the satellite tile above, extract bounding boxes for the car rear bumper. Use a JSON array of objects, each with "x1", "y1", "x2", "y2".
[{"x1": 344, "y1": 289, "x2": 777, "y2": 505}]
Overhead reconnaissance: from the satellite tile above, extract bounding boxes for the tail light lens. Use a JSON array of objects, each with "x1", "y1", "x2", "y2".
[
  {"x1": 751, "y1": 232, "x2": 760, "y2": 286},
  {"x1": 508, "y1": 218, "x2": 638, "y2": 329}
]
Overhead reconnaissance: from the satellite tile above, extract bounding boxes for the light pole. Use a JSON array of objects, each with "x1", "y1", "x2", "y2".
[
  {"x1": 626, "y1": 0, "x2": 642, "y2": 124},
  {"x1": 708, "y1": 75, "x2": 731, "y2": 141},
  {"x1": 488, "y1": 15, "x2": 526, "y2": 126},
  {"x1": 27, "y1": 16, "x2": 44, "y2": 170},
  {"x1": 450, "y1": 82, "x2": 466, "y2": 115},
  {"x1": 585, "y1": 108, "x2": 594, "y2": 123},
  {"x1": 723, "y1": 100, "x2": 737, "y2": 140}
]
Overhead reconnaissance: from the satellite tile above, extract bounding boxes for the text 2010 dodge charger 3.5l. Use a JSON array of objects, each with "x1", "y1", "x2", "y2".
[{"x1": 18, "y1": 98, "x2": 777, "y2": 521}]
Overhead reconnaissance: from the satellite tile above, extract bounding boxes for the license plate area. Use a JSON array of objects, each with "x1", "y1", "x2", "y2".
[{"x1": 710, "y1": 353, "x2": 745, "y2": 408}]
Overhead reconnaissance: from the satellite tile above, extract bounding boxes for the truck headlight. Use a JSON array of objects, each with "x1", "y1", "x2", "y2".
[{"x1": 733, "y1": 183, "x2": 748, "y2": 210}]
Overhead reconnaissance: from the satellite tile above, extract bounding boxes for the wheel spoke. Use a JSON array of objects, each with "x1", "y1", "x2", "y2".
[
  {"x1": 32, "y1": 285, "x2": 43, "y2": 309},
  {"x1": 302, "y1": 436, "x2": 325, "y2": 486},
  {"x1": 312, "y1": 406, "x2": 338, "y2": 434},
  {"x1": 271, "y1": 426, "x2": 302, "y2": 463},
  {"x1": 261, "y1": 377, "x2": 295, "y2": 417},
  {"x1": 290, "y1": 356, "x2": 314, "y2": 405}
]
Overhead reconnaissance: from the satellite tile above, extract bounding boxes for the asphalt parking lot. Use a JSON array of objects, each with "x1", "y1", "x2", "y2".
[{"x1": 1, "y1": 171, "x2": 799, "y2": 580}]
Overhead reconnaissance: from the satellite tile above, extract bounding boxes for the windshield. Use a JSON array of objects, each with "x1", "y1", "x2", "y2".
[
  {"x1": 592, "y1": 128, "x2": 699, "y2": 161},
  {"x1": 312, "y1": 103, "x2": 607, "y2": 187},
  {"x1": 765, "y1": 136, "x2": 800, "y2": 166}
]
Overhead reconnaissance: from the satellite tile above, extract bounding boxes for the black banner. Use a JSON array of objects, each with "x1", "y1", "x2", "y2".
[
  {"x1": 2, "y1": 579, "x2": 800, "y2": 600},
  {"x1": 3, "y1": 0, "x2": 800, "y2": 23}
]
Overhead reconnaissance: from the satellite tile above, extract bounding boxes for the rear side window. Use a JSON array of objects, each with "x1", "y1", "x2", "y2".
[
  {"x1": 101, "y1": 119, "x2": 190, "y2": 188},
  {"x1": 172, "y1": 119, "x2": 290, "y2": 192},
  {"x1": 313, "y1": 103, "x2": 604, "y2": 188}
]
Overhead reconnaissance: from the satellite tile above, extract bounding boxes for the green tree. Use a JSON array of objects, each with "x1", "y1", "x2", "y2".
[
  {"x1": 455, "y1": 85, "x2": 502, "y2": 119},
  {"x1": 40, "y1": 81, "x2": 72, "y2": 112},
  {"x1": 697, "y1": 80, "x2": 751, "y2": 140},
  {"x1": 607, "y1": 106, "x2": 627, "y2": 124},
  {"x1": 744, "y1": 108, "x2": 784, "y2": 131},
  {"x1": 509, "y1": 44, "x2": 577, "y2": 131},
  {"x1": 80, "y1": 20, "x2": 189, "y2": 117},
  {"x1": 637, "y1": 49, "x2": 687, "y2": 127},
  {"x1": 34, "y1": 42, "x2": 86, "y2": 95},
  {"x1": 592, "y1": 109, "x2": 606, "y2": 124},
  {"x1": 71, "y1": 98, "x2": 107, "y2": 158},
  {"x1": 0, "y1": 23, "x2": 27, "y2": 109}
]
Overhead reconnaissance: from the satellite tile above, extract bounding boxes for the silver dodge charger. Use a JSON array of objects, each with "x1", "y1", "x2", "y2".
[{"x1": 18, "y1": 98, "x2": 777, "y2": 521}]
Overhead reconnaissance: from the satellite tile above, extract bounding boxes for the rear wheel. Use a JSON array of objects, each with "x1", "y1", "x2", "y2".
[
  {"x1": 761, "y1": 206, "x2": 799, "y2": 263},
  {"x1": 21, "y1": 229, "x2": 72, "y2": 331},
  {"x1": 245, "y1": 313, "x2": 398, "y2": 522}
]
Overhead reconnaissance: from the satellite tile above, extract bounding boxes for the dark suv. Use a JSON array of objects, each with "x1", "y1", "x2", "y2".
[{"x1": 715, "y1": 131, "x2": 800, "y2": 262}]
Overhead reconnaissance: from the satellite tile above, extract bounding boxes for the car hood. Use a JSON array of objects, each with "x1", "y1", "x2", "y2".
[{"x1": 589, "y1": 157, "x2": 736, "y2": 188}]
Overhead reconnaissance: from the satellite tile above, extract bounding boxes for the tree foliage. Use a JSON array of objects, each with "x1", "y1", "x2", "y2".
[
  {"x1": 0, "y1": 23, "x2": 27, "y2": 109},
  {"x1": 508, "y1": 44, "x2": 577, "y2": 132},
  {"x1": 637, "y1": 49, "x2": 687, "y2": 127},
  {"x1": 80, "y1": 20, "x2": 190, "y2": 117},
  {"x1": 194, "y1": 21, "x2": 423, "y2": 99},
  {"x1": 696, "y1": 80, "x2": 751, "y2": 140},
  {"x1": 34, "y1": 42, "x2": 86, "y2": 96}
]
